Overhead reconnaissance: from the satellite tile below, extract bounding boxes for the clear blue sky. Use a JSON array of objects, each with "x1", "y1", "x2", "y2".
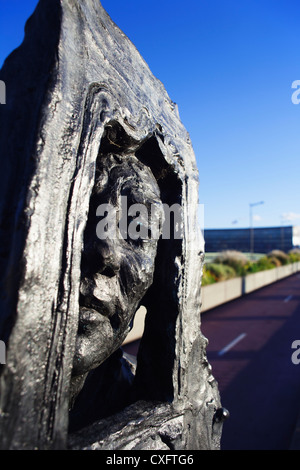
[{"x1": 1, "y1": 0, "x2": 299, "y2": 229}]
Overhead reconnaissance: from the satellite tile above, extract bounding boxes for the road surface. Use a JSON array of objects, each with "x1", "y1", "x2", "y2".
[
  {"x1": 123, "y1": 273, "x2": 300, "y2": 450},
  {"x1": 201, "y1": 272, "x2": 300, "y2": 450}
]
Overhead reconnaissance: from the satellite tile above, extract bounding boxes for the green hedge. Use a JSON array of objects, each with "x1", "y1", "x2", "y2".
[
  {"x1": 213, "y1": 250, "x2": 248, "y2": 276},
  {"x1": 202, "y1": 263, "x2": 236, "y2": 285},
  {"x1": 202, "y1": 249, "x2": 300, "y2": 285}
]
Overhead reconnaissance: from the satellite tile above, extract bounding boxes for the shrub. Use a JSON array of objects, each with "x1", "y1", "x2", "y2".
[
  {"x1": 202, "y1": 265, "x2": 217, "y2": 286},
  {"x1": 288, "y1": 248, "x2": 300, "y2": 263},
  {"x1": 205, "y1": 263, "x2": 236, "y2": 281},
  {"x1": 213, "y1": 250, "x2": 248, "y2": 276},
  {"x1": 267, "y1": 250, "x2": 290, "y2": 265},
  {"x1": 246, "y1": 256, "x2": 278, "y2": 273},
  {"x1": 267, "y1": 256, "x2": 282, "y2": 267}
]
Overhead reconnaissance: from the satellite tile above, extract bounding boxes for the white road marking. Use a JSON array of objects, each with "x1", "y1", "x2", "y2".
[
  {"x1": 284, "y1": 295, "x2": 293, "y2": 303},
  {"x1": 218, "y1": 333, "x2": 247, "y2": 357}
]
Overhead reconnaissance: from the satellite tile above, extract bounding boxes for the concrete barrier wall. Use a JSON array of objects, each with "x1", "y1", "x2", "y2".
[
  {"x1": 123, "y1": 306, "x2": 147, "y2": 345},
  {"x1": 200, "y1": 277, "x2": 243, "y2": 312},
  {"x1": 123, "y1": 262, "x2": 300, "y2": 345}
]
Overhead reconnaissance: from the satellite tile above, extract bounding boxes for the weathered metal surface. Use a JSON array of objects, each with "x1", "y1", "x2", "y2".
[{"x1": 0, "y1": 0, "x2": 223, "y2": 450}]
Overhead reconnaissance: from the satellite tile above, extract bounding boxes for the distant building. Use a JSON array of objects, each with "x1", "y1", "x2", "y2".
[{"x1": 204, "y1": 226, "x2": 300, "y2": 253}]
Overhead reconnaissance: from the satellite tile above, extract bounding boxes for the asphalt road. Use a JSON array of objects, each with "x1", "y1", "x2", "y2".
[
  {"x1": 201, "y1": 272, "x2": 300, "y2": 450},
  {"x1": 123, "y1": 273, "x2": 300, "y2": 450}
]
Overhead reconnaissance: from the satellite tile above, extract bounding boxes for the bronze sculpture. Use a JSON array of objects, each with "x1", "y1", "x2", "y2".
[{"x1": 0, "y1": 0, "x2": 225, "y2": 450}]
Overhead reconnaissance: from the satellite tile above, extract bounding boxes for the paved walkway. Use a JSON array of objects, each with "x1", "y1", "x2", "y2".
[
  {"x1": 123, "y1": 273, "x2": 300, "y2": 450},
  {"x1": 201, "y1": 273, "x2": 300, "y2": 450}
]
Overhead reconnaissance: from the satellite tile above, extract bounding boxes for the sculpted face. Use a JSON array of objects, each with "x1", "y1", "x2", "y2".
[{"x1": 72, "y1": 154, "x2": 163, "y2": 378}]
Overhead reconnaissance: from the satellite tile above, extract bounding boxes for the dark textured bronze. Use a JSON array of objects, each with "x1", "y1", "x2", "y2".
[{"x1": 0, "y1": 0, "x2": 223, "y2": 450}]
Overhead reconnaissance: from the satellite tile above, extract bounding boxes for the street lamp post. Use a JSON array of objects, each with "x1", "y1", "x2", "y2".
[
  {"x1": 249, "y1": 201, "x2": 264, "y2": 259},
  {"x1": 280, "y1": 216, "x2": 285, "y2": 252}
]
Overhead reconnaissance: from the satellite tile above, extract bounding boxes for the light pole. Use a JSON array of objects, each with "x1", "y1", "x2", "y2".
[
  {"x1": 280, "y1": 216, "x2": 285, "y2": 252},
  {"x1": 249, "y1": 201, "x2": 264, "y2": 259}
]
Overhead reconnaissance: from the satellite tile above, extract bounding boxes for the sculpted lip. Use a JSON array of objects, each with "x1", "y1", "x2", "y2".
[
  {"x1": 79, "y1": 293, "x2": 111, "y2": 318},
  {"x1": 78, "y1": 307, "x2": 104, "y2": 330}
]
